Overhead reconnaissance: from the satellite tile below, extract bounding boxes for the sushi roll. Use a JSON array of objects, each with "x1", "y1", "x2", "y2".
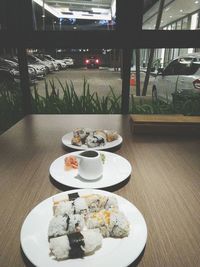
[
  {"x1": 84, "y1": 194, "x2": 118, "y2": 213},
  {"x1": 86, "y1": 210, "x2": 130, "y2": 238},
  {"x1": 105, "y1": 130, "x2": 118, "y2": 142},
  {"x1": 85, "y1": 134, "x2": 106, "y2": 148},
  {"x1": 93, "y1": 130, "x2": 107, "y2": 140},
  {"x1": 73, "y1": 197, "x2": 89, "y2": 216},
  {"x1": 49, "y1": 229, "x2": 103, "y2": 260},
  {"x1": 53, "y1": 200, "x2": 74, "y2": 216},
  {"x1": 73, "y1": 128, "x2": 91, "y2": 143},
  {"x1": 48, "y1": 214, "x2": 85, "y2": 240},
  {"x1": 53, "y1": 194, "x2": 118, "y2": 216},
  {"x1": 71, "y1": 136, "x2": 82, "y2": 146}
]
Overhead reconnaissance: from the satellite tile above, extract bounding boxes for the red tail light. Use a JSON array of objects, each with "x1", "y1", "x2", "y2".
[
  {"x1": 95, "y1": 59, "x2": 99, "y2": 64},
  {"x1": 193, "y1": 79, "x2": 200, "y2": 89},
  {"x1": 85, "y1": 59, "x2": 89, "y2": 64}
]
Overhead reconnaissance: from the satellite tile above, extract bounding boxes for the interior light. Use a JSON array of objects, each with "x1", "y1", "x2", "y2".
[
  {"x1": 169, "y1": 15, "x2": 172, "y2": 18},
  {"x1": 180, "y1": 9, "x2": 183, "y2": 12},
  {"x1": 194, "y1": 1, "x2": 199, "y2": 4}
]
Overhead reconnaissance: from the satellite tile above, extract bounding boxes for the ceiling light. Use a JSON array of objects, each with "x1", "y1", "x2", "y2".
[
  {"x1": 194, "y1": 1, "x2": 199, "y2": 3},
  {"x1": 180, "y1": 9, "x2": 183, "y2": 12},
  {"x1": 169, "y1": 15, "x2": 172, "y2": 18}
]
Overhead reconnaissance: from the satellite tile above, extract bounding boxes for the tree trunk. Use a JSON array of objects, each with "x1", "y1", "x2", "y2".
[{"x1": 142, "y1": 0, "x2": 165, "y2": 96}]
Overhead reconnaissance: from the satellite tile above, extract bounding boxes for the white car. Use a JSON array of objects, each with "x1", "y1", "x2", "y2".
[
  {"x1": 44, "y1": 55, "x2": 67, "y2": 70},
  {"x1": 62, "y1": 57, "x2": 74, "y2": 67},
  {"x1": 152, "y1": 53, "x2": 200, "y2": 102}
]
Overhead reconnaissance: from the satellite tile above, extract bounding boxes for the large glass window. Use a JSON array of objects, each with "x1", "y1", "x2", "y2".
[
  {"x1": 28, "y1": 48, "x2": 122, "y2": 114},
  {"x1": 32, "y1": 0, "x2": 116, "y2": 31},
  {"x1": 129, "y1": 48, "x2": 200, "y2": 116},
  {"x1": 143, "y1": 0, "x2": 200, "y2": 30},
  {"x1": 0, "y1": 49, "x2": 24, "y2": 133}
]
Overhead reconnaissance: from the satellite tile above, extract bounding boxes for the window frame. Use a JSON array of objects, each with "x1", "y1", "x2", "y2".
[{"x1": 0, "y1": 0, "x2": 200, "y2": 115}]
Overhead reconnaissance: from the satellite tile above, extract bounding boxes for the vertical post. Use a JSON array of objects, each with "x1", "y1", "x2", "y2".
[
  {"x1": 17, "y1": 48, "x2": 32, "y2": 115},
  {"x1": 121, "y1": 49, "x2": 132, "y2": 114},
  {"x1": 135, "y1": 49, "x2": 141, "y2": 96}
]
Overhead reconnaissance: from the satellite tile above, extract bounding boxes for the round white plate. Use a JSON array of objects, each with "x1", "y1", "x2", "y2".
[
  {"x1": 20, "y1": 189, "x2": 147, "y2": 267},
  {"x1": 49, "y1": 151, "x2": 132, "y2": 189},
  {"x1": 62, "y1": 132, "x2": 123, "y2": 151}
]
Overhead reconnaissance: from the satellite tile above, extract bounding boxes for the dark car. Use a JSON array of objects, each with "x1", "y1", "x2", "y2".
[{"x1": 84, "y1": 56, "x2": 100, "y2": 69}]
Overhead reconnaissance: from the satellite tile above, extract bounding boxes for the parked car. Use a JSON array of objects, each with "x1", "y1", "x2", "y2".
[
  {"x1": 0, "y1": 58, "x2": 20, "y2": 83},
  {"x1": 84, "y1": 56, "x2": 100, "y2": 69},
  {"x1": 44, "y1": 55, "x2": 67, "y2": 70},
  {"x1": 152, "y1": 53, "x2": 200, "y2": 102},
  {"x1": 27, "y1": 54, "x2": 52, "y2": 74},
  {"x1": 10, "y1": 56, "x2": 46, "y2": 80},
  {"x1": 62, "y1": 57, "x2": 74, "y2": 67},
  {"x1": 32, "y1": 54, "x2": 56, "y2": 73}
]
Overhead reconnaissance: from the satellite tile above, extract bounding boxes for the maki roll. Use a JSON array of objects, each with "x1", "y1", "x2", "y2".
[
  {"x1": 53, "y1": 197, "x2": 88, "y2": 217},
  {"x1": 85, "y1": 134, "x2": 106, "y2": 148},
  {"x1": 49, "y1": 229, "x2": 103, "y2": 260},
  {"x1": 71, "y1": 136, "x2": 82, "y2": 146},
  {"x1": 73, "y1": 128, "x2": 92, "y2": 144},
  {"x1": 86, "y1": 210, "x2": 130, "y2": 238},
  {"x1": 48, "y1": 214, "x2": 85, "y2": 240},
  {"x1": 84, "y1": 194, "x2": 118, "y2": 213},
  {"x1": 105, "y1": 130, "x2": 118, "y2": 142},
  {"x1": 53, "y1": 193, "x2": 118, "y2": 216}
]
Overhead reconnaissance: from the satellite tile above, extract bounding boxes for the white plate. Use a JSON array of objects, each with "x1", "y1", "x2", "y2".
[
  {"x1": 62, "y1": 132, "x2": 123, "y2": 151},
  {"x1": 49, "y1": 151, "x2": 132, "y2": 189},
  {"x1": 20, "y1": 189, "x2": 147, "y2": 267}
]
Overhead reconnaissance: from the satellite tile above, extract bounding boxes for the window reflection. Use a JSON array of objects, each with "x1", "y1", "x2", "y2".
[
  {"x1": 32, "y1": 0, "x2": 116, "y2": 31},
  {"x1": 143, "y1": 0, "x2": 200, "y2": 30}
]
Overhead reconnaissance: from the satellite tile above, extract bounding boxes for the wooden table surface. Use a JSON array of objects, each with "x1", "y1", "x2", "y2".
[{"x1": 0, "y1": 115, "x2": 200, "y2": 267}]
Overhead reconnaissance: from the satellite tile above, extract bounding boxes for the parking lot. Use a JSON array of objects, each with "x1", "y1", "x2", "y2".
[{"x1": 31, "y1": 67, "x2": 154, "y2": 98}]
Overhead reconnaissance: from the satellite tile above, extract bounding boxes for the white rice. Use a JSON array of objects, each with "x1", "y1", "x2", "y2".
[
  {"x1": 109, "y1": 212, "x2": 130, "y2": 238},
  {"x1": 54, "y1": 201, "x2": 74, "y2": 216},
  {"x1": 81, "y1": 229, "x2": 103, "y2": 254},
  {"x1": 49, "y1": 235, "x2": 70, "y2": 260}
]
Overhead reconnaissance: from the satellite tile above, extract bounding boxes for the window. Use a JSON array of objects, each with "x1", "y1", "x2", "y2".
[{"x1": 31, "y1": 0, "x2": 116, "y2": 31}]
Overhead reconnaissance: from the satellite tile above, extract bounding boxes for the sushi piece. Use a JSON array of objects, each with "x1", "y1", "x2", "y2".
[
  {"x1": 53, "y1": 197, "x2": 88, "y2": 217},
  {"x1": 48, "y1": 214, "x2": 85, "y2": 240},
  {"x1": 73, "y1": 128, "x2": 92, "y2": 143},
  {"x1": 53, "y1": 194, "x2": 118, "y2": 216},
  {"x1": 53, "y1": 200, "x2": 74, "y2": 216},
  {"x1": 71, "y1": 136, "x2": 82, "y2": 146},
  {"x1": 93, "y1": 130, "x2": 107, "y2": 140},
  {"x1": 49, "y1": 229, "x2": 103, "y2": 260},
  {"x1": 86, "y1": 210, "x2": 130, "y2": 238},
  {"x1": 85, "y1": 134, "x2": 106, "y2": 148},
  {"x1": 105, "y1": 130, "x2": 118, "y2": 142},
  {"x1": 84, "y1": 194, "x2": 118, "y2": 213}
]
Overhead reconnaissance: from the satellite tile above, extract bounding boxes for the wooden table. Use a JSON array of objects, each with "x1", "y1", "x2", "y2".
[{"x1": 0, "y1": 115, "x2": 200, "y2": 267}]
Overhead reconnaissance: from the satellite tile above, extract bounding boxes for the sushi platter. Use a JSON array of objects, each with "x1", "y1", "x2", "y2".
[
  {"x1": 20, "y1": 189, "x2": 147, "y2": 267},
  {"x1": 49, "y1": 151, "x2": 132, "y2": 189},
  {"x1": 62, "y1": 128, "x2": 123, "y2": 151}
]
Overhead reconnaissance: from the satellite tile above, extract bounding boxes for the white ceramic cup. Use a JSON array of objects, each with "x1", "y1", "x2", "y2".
[{"x1": 76, "y1": 150, "x2": 103, "y2": 180}]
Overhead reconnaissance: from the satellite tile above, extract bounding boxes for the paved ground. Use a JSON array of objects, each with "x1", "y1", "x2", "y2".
[{"x1": 31, "y1": 67, "x2": 154, "y2": 98}]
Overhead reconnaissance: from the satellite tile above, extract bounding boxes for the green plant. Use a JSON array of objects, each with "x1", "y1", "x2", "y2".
[
  {"x1": 31, "y1": 78, "x2": 122, "y2": 114},
  {"x1": 0, "y1": 81, "x2": 23, "y2": 133}
]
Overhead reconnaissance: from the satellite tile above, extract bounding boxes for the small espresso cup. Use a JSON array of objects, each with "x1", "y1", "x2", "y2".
[{"x1": 76, "y1": 150, "x2": 103, "y2": 180}]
